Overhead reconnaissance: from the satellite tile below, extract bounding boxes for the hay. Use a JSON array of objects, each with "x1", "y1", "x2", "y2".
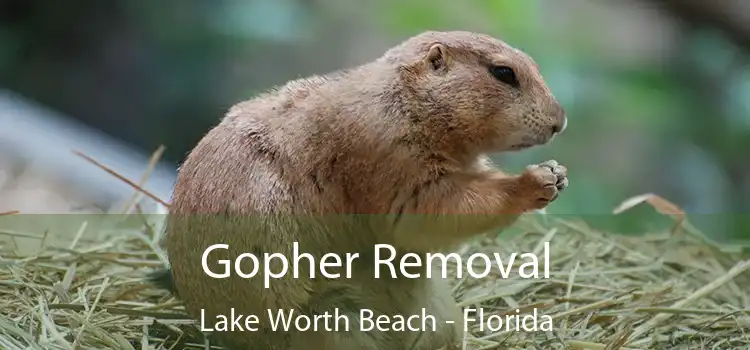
[
  {"x1": 1, "y1": 210, "x2": 748, "y2": 350},
  {"x1": 1, "y1": 151, "x2": 748, "y2": 349}
]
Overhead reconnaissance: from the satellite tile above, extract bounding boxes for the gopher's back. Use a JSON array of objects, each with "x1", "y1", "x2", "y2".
[
  {"x1": 161, "y1": 73, "x2": 420, "y2": 348},
  {"x1": 171, "y1": 69, "x2": 414, "y2": 214}
]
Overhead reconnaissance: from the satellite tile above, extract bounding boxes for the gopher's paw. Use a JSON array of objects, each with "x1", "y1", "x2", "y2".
[
  {"x1": 518, "y1": 159, "x2": 568, "y2": 209},
  {"x1": 539, "y1": 159, "x2": 568, "y2": 191}
]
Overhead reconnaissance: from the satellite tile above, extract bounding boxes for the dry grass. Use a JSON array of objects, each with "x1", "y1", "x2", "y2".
[
  {"x1": 0, "y1": 150, "x2": 749, "y2": 349},
  {"x1": 0, "y1": 209, "x2": 748, "y2": 350}
]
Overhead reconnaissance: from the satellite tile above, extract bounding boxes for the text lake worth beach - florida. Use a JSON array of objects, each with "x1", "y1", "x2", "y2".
[{"x1": 200, "y1": 307, "x2": 554, "y2": 333}]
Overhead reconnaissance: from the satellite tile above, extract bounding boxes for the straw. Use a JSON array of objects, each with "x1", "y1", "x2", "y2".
[{"x1": 0, "y1": 150, "x2": 747, "y2": 349}]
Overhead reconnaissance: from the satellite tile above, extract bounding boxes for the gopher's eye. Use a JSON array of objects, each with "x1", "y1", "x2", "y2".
[{"x1": 489, "y1": 65, "x2": 519, "y2": 87}]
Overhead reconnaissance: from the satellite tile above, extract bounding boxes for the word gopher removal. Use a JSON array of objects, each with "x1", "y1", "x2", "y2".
[
  {"x1": 149, "y1": 30, "x2": 569, "y2": 350},
  {"x1": 200, "y1": 242, "x2": 551, "y2": 288}
]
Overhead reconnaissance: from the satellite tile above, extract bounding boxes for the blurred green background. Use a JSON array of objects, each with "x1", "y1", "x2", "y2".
[{"x1": 1, "y1": 0, "x2": 749, "y2": 242}]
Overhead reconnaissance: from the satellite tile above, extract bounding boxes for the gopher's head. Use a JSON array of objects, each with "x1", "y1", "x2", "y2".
[{"x1": 383, "y1": 31, "x2": 567, "y2": 155}]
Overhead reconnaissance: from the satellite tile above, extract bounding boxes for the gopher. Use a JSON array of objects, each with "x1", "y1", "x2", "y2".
[{"x1": 150, "y1": 30, "x2": 568, "y2": 349}]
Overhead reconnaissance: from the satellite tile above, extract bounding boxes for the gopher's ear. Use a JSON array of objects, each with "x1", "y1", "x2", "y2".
[{"x1": 424, "y1": 43, "x2": 449, "y2": 71}]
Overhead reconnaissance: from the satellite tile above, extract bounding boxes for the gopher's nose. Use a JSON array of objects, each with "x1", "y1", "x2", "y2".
[
  {"x1": 549, "y1": 102, "x2": 567, "y2": 135},
  {"x1": 552, "y1": 114, "x2": 567, "y2": 135},
  {"x1": 553, "y1": 116, "x2": 567, "y2": 134}
]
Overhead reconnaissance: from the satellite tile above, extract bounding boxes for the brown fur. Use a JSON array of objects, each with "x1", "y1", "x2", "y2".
[{"x1": 156, "y1": 31, "x2": 568, "y2": 349}]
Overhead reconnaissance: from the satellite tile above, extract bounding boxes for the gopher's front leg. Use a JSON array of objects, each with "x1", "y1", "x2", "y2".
[{"x1": 392, "y1": 159, "x2": 569, "y2": 251}]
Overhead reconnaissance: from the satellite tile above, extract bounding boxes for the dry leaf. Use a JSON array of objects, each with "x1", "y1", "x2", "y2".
[{"x1": 612, "y1": 193, "x2": 684, "y2": 216}]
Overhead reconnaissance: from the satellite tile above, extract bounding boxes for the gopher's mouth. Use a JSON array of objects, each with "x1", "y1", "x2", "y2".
[
  {"x1": 508, "y1": 143, "x2": 534, "y2": 150},
  {"x1": 504, "y1": 130, "x2": 558, "y2": 151}
]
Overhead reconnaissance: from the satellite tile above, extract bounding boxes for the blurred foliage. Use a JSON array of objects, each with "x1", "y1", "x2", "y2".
[
  {"x1": 0, "y1": 0, "x2": 748, "y2": 242},
  {"x1": 371, "y1": 0, "x2": 750, "y2": 240}
]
